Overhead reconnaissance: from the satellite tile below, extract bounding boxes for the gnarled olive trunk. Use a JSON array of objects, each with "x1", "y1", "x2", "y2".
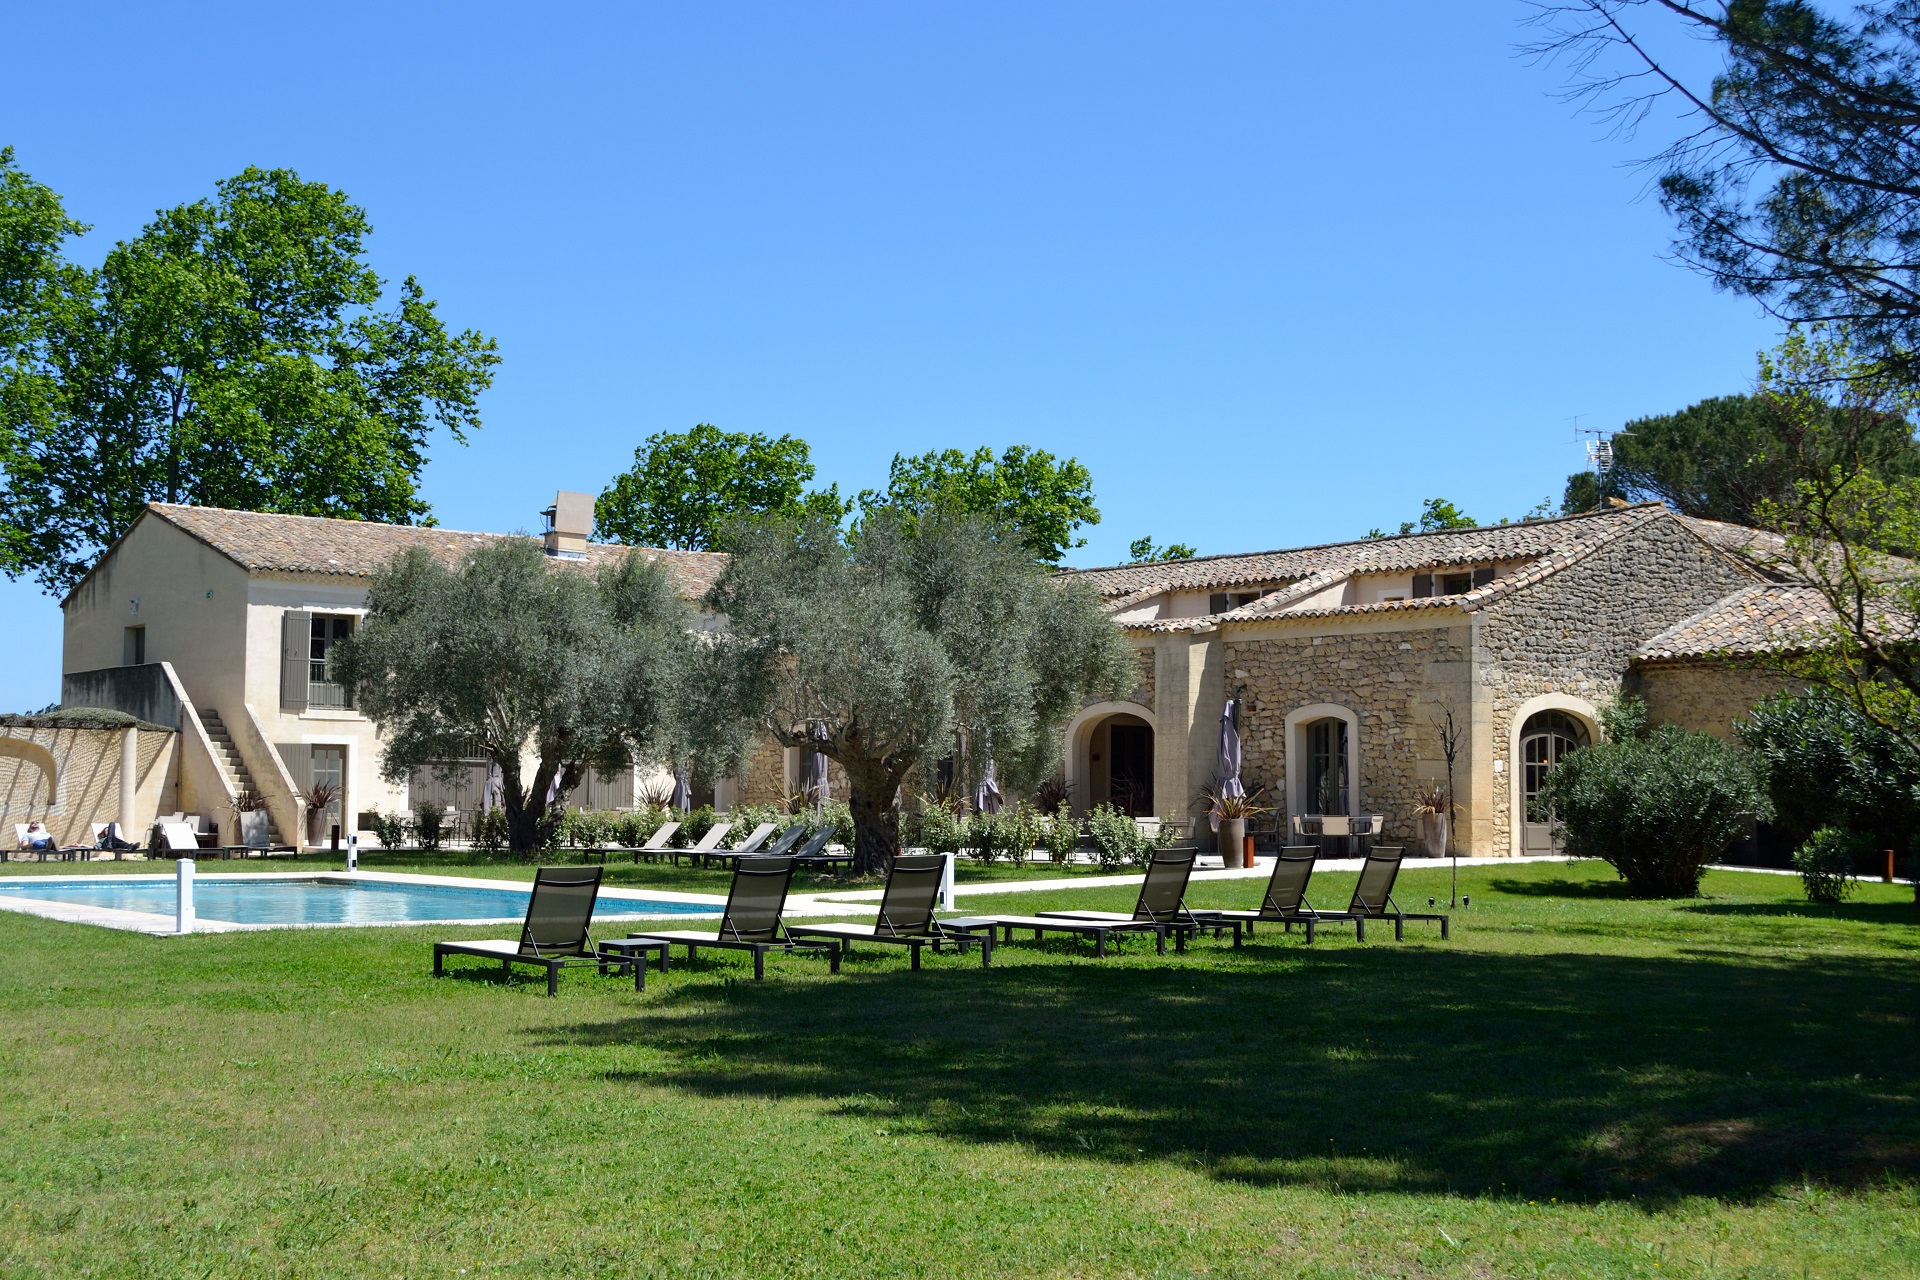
[
  {"x1": 841, "y1": 754, "x2": 905, "y2": 877},
  {"x1": 500, "y1": 756, "x2": 580, "y2": 857}
]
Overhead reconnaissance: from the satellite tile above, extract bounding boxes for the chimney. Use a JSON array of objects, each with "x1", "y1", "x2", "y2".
[{"x1": 541, "y1": 490, "x2": 594, "y2": 560}]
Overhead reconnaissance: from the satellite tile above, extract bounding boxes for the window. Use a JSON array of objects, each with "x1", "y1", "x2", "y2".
[
  {"x1": 1440, "y1": 572, "x2": 1472, "y2": 595},
  {"x1": 1521, "y1": 711, "x2": 1589, "y2": 834},
  {"x1": 1305, "y1": 718, "x2": 1349, "y2": 815},
  {"x1": 309, "y1": 616, "x2": 355, "y2": 710},
  {"x1": 1417, "y1": 566, "x2": 1498, "y2": 598},
  {"x1": 1210, "y1": 589, "x2": 1275, "y2": 613},
  {"x1": 123, "y1": 626, "x2": 145, "y2": 666}
]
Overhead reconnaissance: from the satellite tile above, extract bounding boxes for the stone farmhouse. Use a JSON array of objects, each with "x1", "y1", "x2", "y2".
[
  {"x1": 1058, "y1": 502, "x2": 1809, "y2": 856},
  {"x1": 24, "y1": 492, "x2": 1813, "y2": 855}
]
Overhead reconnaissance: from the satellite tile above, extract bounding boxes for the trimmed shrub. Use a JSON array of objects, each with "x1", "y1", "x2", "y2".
[
  {"x1": 612, "y1": 807, "x2": 669, "y2": 848},
  {"x1": 1085, "y1": 803, "x2": 1147, "y2": 872},
  {"x1": 676, "y1": 805, "x2": 717, "y2": 847},
  {"x1": 412, "y1": 805, "x2": 445, "y2": 852},
  {"x1": 1794, "y1": 826, "x2": 1864, "y2": 904},
  {"x1": 909, "y1": 803, "x2": 965, "y2": 855},
  {"x1": 471, "y1": 807, "x2": 509, "y2": 854},
  {"x1": 725, "y1": 803, "x2": 786, "y2": 843},
  {"x1": 968, "y1": 804, "x2": 1044, "y2": 865},
  {"x1": 1041, "y1": 809, "x2": 1082, "y2": 864},
  {"x1": 811, "y1": 800, "x2": 856, "y2": 849},
  {"x1": 370, "y1": 810, "x2": 408, "y2": 850},
  {"x1": 1537, "y1": 721, "x2": 1770, "y2": 897}
]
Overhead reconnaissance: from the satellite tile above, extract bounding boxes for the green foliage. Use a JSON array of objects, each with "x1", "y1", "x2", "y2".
[
  {"x1": 1536, "y1": 724, "x2": 1770, "y2": 897},
  {"x1": 723, "y1": 803, "x2": 786, "y2": 844},
  {"x1": 699, "y1": 510, "x2": 1134, "y2": 872},
  {"x1": 555, "y1": 808, "x2": 616, "y2": 850},
  {"x1": 611, "y1": 807, "x2": 669, "y2": 848},
  {"x1": 1737, "y1": 688, "x2": 1920, "y2": 852},
  {"x1": 906, "y1": 801, "x2": 966, "y2": 855},
  {"x1": 858, "y1": 445, "x2": 1099, "y2": 565},
  {"x1": 332, "y1": 538, "x2": 690, "y2": 854},
  {"x1": 0, "y1": 158, "x2": 498, "y2": 591},
  {"x1": 810, "y1": 799, "x2": 856, "y2": 850},
  {"x1": 1041, "y1": 809, "x2": 1082, "y2": 864},
  {"x1": 1085, "y1": 803, "x2": 1149, "y2": 872},
  {"x1": 966, "y1": 803, "x2": 1044, "y2": 865},
  {"x1": 1560, "y1": 471, "x2": 1607, "y2": 515},
  {"x1": 1126, "y1": 536, "x2": 1196, "y2": 563},
  {"x1": 411, "y1": 805, "x2": 445, "y2": 852},
  {"x1": 369, "y1": 810, "x2": 408, "y2": 850},
  {"x1": 1794, "y1": 826, "x2": 1864, "y2": 905},
  {"x1": 470, "y1": 807, "x2": 508, "y2": 854},
  {"x1": 675, "y1": 805, "x2": 717, "y2": 848},
  {"x1": 593, "y1": 423, "x2": 849, "y2": 551},
  {"x1": 1368, "y1": 497, "x2": 1476, "y2": 539}
]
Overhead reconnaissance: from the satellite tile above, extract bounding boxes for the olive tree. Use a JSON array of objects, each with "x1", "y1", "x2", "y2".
[
  {"x1": 700, "y1": 511, "x2": 1134, "y2": 874},
  {"x1": 333, "y1": 538, "x2": 689, "y2": 854}
]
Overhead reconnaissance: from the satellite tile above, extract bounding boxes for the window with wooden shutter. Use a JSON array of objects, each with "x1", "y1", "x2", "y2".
[
  {"x1": 1411, "y1": 574, "x2": 1433, "y2": 598},
  {"x1": 281, "y1": 611, "x2": 311, "y2": 712}
]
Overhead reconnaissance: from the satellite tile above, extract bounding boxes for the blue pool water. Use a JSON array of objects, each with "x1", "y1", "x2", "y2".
[{"x1": 0, "y1": 877, "x2": 713, "y2": 926}]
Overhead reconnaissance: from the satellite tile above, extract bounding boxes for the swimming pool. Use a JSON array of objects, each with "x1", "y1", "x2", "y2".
[{"x1": 0, "y1": 875, "x2": 716, "y2": 929}]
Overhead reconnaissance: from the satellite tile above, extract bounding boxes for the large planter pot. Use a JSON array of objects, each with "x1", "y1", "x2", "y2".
[
  {"x1": 1418, "y1": 812, "x2": 1449, "y2": 858},
  {"x1": 1219, "y1": 817, "x2": 1246, "y2": 867}
]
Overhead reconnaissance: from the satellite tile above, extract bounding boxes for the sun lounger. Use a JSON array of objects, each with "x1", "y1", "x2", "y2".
[
  {"x1": 628, "y1": 821, "x2": 682, "y2": 864},
  {"x1": 149, "y1": 821, "x2": 203, "y2": 856},
  {"x1": 787, "y1": 826, "x2": 853, "y2": 876},
  {"x1": 698, "y1": 821, "x2": 778, "y2": 868},
  {"x1": 761, "y1": 822, "x2": 809, "y2": 857},
  {"x1": 1185, "y1": 846, "x2": 1361, "y2": 944},
  {"x1": 604, "y1": 856, "x2": 838, "y2": 981},
  {"x1": 788, "y1": 853, "x2": 991, "y2": 969},
  {"x1": 669, "y1": 821, "x2": 734, "y2": 867},
  {"x1": 1034, "y1": 848, "x2": 1217, "y2": 943},
  {"x1": 1343, "y1": 847, "x2": 1450, "y2": 940},
  {"x1": 433, "y1": 865, "x2": 661, "y2": 995}
]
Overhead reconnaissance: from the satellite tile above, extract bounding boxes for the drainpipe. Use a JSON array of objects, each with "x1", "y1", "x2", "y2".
[{"x1": 120, "y1": 728, "x2": 139, "y2": 842}]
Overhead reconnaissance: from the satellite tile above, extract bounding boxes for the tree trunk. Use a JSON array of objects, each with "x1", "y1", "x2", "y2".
[
  {"x1": 499, "y1": 755, "x2": 579, "y2": 858},
  {"x1": 842, "y1": 755, "x2": 903, "y2": 876}
]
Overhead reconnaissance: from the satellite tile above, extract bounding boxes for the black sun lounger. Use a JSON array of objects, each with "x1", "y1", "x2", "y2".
[
  {"x1": 629, "y1": 821, "x2": 682, "y2": 864},
  {"x1": 603, "y1": 856, "x2": 838, "y2": 980},
  {"x1": 1034, "y1": 847, "x2": 1221, "y2": 943},
  {"x1": 1187, "y1": 846, "x2": 1361, "y2": 944},
  {"x1": 788, "y1": 853, "x2": 991, "y2": 969},
  {"x1": 432, "y1": 865, "x2": 660, "y2": 995},
  {"x1": 1343, "y1": 847, "x2": 1450, "y2": 940}
]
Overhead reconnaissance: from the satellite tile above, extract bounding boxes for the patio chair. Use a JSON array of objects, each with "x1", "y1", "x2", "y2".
[
  {"x1": 670, "y1": 821, "x2": 734, "y2": 867},
  {"x1": 629, "y1": 821, "x2": 682, "y2": 864},
  {"x1": 149, "y1": 821, "x2": 203, "y2": 857},
  {"x1": 605, "y1": 856, "x2": 838, "y2": 981},
  {"x1": 1186, "y1": 846, "x2": 1360, "y2": 944},
  {"x1": 1343, "y1": 847, "x2": 1449, "y2": 940},
  {"x1": 789, "y1": 853, "x2": 991, "y2": 969},
  {"x1": 433, "y1": 865, "x2": 659, "y2": 995},
  {"x1": 698, "y1": 821, "x2": 778, "y2": 868},
  {"x1": 1035, "y1": 848, "x2": 1216, "y2": 943}
]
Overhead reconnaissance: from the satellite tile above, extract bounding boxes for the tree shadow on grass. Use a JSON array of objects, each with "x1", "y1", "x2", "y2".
[
  {"x1": 543, "y1": 942, "x2": 1920, "y2": 1205},
  {"x1": 1681, "y1": 900, "x2": 1920, "y2": 928},
  {"x1": 1485, "y1": 877, "x2": 1636, "y2": 900}
]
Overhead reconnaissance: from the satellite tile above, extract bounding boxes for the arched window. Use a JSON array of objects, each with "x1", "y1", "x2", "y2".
[{"x1": 1519, "y1": 710, "x2": 1589, "y2": 852}]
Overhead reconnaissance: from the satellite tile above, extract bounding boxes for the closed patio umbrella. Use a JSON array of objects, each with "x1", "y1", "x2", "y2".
[
  {"x1": 482, "y1": 761, "x2": 504, "y2": 812},
  {"x1": 972, "y1": 729, "x2": 1004, "y2": 815},
  {"x1": 804, "y1": 723, "x2": 830, "y2": 810},
  {"x1": 1211, "y1": 697, "x2": 1245, "y2": 832},
  {"x1": 671, "y1": 766, "x2": 693, "y2": 813}
]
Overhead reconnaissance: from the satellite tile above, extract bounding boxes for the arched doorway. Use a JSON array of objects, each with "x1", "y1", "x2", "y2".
[
  {"x1": 1519, "y1": 709, "x2": 1590, "y2": 853},
  {"x1": 1066, "y1": 705, "x2": 1157, "y2": 818}
]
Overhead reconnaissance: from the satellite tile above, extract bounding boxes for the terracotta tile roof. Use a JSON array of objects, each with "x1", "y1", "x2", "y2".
[
  {"x1": 1063, "y1": 503, "x2": 1670, "y2": 600},
  {"x1": 139, "y1": 503, "x2": 727, "y2": 600},
  {"x1": 1635, "y1": 584, "x2": 1835, "y2": 661},
  {"x1": 1079, "y1": 503, "x2": 1718, "y2": 632}
]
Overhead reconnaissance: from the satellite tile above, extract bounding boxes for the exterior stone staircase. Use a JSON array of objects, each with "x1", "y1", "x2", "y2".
[{"x1": 197, "y1": 709, "x2": 284, "y2": 843}]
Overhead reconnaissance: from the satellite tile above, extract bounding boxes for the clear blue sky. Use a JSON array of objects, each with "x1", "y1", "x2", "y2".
[{"x1": 0, "y1": 1, "x2": 1774, "y2": 712}]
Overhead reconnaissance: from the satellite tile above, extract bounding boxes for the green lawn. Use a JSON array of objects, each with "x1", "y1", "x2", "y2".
[{"x1": 1, "y1": 860, "x2": 1915, "y2": 1277}]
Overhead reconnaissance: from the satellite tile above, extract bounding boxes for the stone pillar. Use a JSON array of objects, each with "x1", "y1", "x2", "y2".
[{"x1": 119, "y1": 727, "x2": 139, "y2": 840}]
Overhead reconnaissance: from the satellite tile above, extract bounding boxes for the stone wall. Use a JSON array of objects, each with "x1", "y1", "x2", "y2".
[
  {"x1": 736, "y1": 733, "x2": 848, "y2": 808},
  {"x1": 1474, "y1": 516, "x2": 1756, "y2": 852},
  {"x1": 0, "y1": 724, "x2": 177, "y2": 847},
  {"x1": 1630, "y1": 660, "x2": 1801, "y2": 740},
  {"x1": 1223, "y1": 620, "x2": 1472, "y2": 846},
  {"x1": 1129, "y1": 646, "x2": 1154, "y2": 710}
]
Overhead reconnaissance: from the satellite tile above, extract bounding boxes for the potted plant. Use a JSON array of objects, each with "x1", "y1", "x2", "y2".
[
  {"x1": 303, "y1": 782, "x2": 341, "y2": 847},
  {"x1": 1413, "y1": 784, "x2": 1449, "y2": 858},
  {"x1": 1200, "y1": 783, "x2": 1272, "y2": 868}
]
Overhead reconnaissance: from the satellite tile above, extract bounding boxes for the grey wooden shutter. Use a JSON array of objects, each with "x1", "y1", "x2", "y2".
[
  {"x1": 276, "y1": 744, "x2": 313, "y2": 794},
  {"x1": 281, "y1": 611, "x2": 311, "y2": 711},
  {"x1": 1471, "y1": 566, "x2": 1495, "y2": 589},
  {"x1": 1411, "y1": 574, "x2": 1433, "y2": 598},
  {"x1": 1209, "y1": 593, "x2": 1230, "y2": 613}
]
